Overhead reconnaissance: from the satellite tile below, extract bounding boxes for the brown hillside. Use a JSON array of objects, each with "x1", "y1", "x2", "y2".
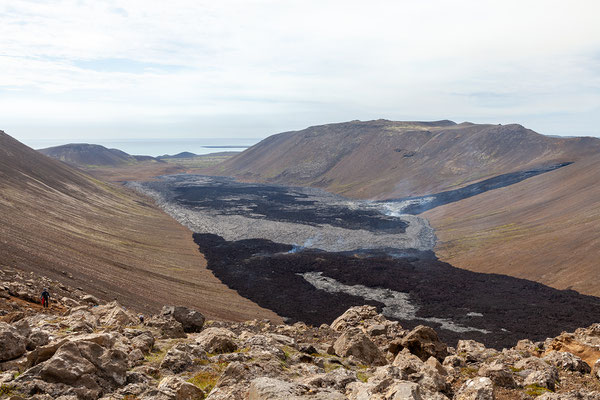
[
  {"x1": 210, "y1": 120, "x2": 600, "y2": 199},
  {"x1": 424, "y1": 153, "x2": 600, "y2": 296},
  {"x1": 38, "y1": 144, "x2": 237, "y2": 183},
  {"x1": 38, "y1": 143, "x2": 143, "y2": 167},
  {"x1": 0, "y1": 130, "x2": 281, "y2": 322}
]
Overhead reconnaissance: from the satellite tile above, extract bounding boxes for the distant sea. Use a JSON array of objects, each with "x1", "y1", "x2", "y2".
[{"x1": 25, "y1": 138, "x2": 262, "y2": 157}]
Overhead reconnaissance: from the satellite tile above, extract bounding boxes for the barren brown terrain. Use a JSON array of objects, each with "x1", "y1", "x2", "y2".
[
  {"x1": 209, "y1": 120, "x2": 600, "y2": 199},
  {"x1": 82, "y1": 160, "x2": 188, "y2": 182},
  {"x1": 0, "y1": 130, "x2": 281, "y2": 322},
  {"x1": 424, "y1": 153, "x2": 600, "y2": 297}
]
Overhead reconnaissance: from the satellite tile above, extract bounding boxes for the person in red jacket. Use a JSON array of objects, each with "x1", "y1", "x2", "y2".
[{"x1": 40, "y1": 288, "x2": 50, "y2": 308}]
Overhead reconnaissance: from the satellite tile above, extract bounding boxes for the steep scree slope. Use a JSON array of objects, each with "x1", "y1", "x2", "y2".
[
  {"x1": 424, "y1": 152, "x2": 600, "y2": 297},
  {"x1": 0, "y1": 130, "x2": 280, "y2": 322}
]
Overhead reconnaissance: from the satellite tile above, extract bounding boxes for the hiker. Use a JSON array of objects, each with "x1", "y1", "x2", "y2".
[
  {"x1": 40, "y1": 288, "x2": 50, "y2": 308},
  {"x1": 139, "y1": 314, "x2": 145, "y2": 324}
]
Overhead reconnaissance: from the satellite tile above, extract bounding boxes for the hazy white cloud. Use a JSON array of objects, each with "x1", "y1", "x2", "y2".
[{"x1": 1, "y1": 0, "x2": 599, "y2": 141}]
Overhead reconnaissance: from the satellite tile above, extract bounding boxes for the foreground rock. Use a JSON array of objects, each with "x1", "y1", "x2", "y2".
[
  {"x1": 0, "y1": 322, "x2": 27, "y2": 361},
  {"x1": 2, "y1": 271, "x2": 600, "y2": 400}
]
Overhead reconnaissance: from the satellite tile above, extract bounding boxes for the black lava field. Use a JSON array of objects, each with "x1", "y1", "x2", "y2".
[
  {"x1": 171, "y1": 178, "x2": 407, "y2": 233},
  {"x1": 380, "y1": 162, "x2": 572, "y2": 214},
  {"x1": 194, "y1": 233, "x2": 600, "y2": 349}
]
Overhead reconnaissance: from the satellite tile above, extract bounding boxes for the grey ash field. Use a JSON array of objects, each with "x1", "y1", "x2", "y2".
[{"x1": 131, "y1": 175, "x2": 600, "y2": 350}]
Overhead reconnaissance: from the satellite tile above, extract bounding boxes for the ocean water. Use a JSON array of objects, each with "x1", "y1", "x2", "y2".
[{"x1": 25, "y1": 137, "x2": 262, "y2": 157}]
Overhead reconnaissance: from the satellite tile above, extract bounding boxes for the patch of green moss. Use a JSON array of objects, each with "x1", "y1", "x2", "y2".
[
  {"x1": 188, "y1": 362, "x2": 229, "y2": 395},
  {"x1": 525, "y1": 384, "x2": 552, "y2": 397},
  {"x1": 460, "y1": 366, "x2": 478, "y2": 378},
  {"x1": 234, "y1": 347, "x2": 250, "y2": 354},
  {"x1": 144, "y1": 339, "x2": 183, "y2": 365},
  {"x1": 281, "y1": 346, "x2": 297, "y2": 360},
  {"x1": 324, "y1": 361, "x2": 343, "y2": 373},
  {"x1": 356, "y1": 371, "x2": 370, "y2": 383},
  {"x1": 0, "y1": 384, "x2": 16, "y2": 397}
]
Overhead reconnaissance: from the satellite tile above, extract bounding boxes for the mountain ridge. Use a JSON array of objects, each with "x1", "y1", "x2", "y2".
[
  {"x1": 38, "y1": 143, "x2": 144, "y2": 167},
  {"x1": 209, "y1": 119, "x2": 600, "y2": 199}
]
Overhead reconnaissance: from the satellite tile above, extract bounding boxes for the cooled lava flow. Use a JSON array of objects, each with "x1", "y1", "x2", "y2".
[{"x1": 194, "y1": 233, "x2": 600, "y2": 349}]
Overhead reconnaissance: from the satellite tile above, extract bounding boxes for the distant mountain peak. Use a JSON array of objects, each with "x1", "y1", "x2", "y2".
[{"x1": 38, "y1": 143, "x2": 140, "y2": 167}]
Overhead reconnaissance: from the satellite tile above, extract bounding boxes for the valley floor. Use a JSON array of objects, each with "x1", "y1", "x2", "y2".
[{"x1": 125, "y1": 174, "x2": 600, "y2": 351}]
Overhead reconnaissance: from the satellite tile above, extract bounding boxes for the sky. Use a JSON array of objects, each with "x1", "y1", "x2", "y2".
[{"x1": 1, "y1": 0, "x2": 600, "y2": 145}]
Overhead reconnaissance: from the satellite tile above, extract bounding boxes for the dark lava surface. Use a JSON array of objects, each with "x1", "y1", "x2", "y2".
[
  {"x1": 385, "y1": 162, "x2": 572, "y2": 214},
  {"x1": 170, "y1": 176, "x2": 408, "y2": 233},
  {"x1": 194, "y1": 233, "x2": 600, "y2": 349}
]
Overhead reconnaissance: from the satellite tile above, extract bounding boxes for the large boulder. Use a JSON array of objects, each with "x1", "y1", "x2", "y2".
[
  {"x1": 454, "y1": 377, "x2": 494, "y2": 400},
  {"x1": 25, "y1": 339, "x2": 69, "y2": 368},
  {"x1": 131, "y1": 331, "x2": 155, "y2": 354},
  {"x1": 157, "y1": 375, "x2": 205, "y2": 400},
  {"x1": 0, "y1": 322, "x2": 27, "y2": 361},
  {"x1": 331, "y1": 305, "x2": 380, "y2": 332},
  {"x1": 248, "y1": 377, "x2": 301, "y2": 399},
  {"x1": 333, "y1": 330, "x2": 386, "y2": 366},
  {"x1": 347, "y1": 362, "x2": 448, "y2": 400},
  {"x1": 524, "y1": 370, "x2": 558, "y2": 391},
  {"x1": 91, "y1": 301, "x2": 138, "y2": 327},
  {"x1": 392, "y1": 351, "x2": 448, "y2": 393},
  {"x1": 147, "y1": 315, "x2": 186, "y2": 339},
  {"x1": 27, "y1": 329, "x2": 50, "y2": 351},
  {"x1": 162, "y1": 306, "x2": 205, "y2": 333},
  {"x1": 248, "y1": 377, "x2": 346, "y2": 400},
  {"x1": 18, "y1": 340, "x2": 128, "y2": 397},
  {"x1": 478, "y1": 360, "x2": 516, "y2": 388},
  {"x1": 330, "y1": 305, "x2": 404, "y2": 340},
  {"x1": 196, "y1": 328, "x2": 237, "y2": 354},
  {"x1": 537, "y1": 390, "x2": 600, "y2": 400},
  {"x1": 543, "y1": 350, "x2": 591, "y2": 373},
  {"x1": 515, "y1": 356, "x2": 559, "y2": 386},
  {"x1": 38, "y1": 341, "x2": 97, "y2": 384},
  {"x1": 401, "y1": 325, "x2": 448, "y2": 362},
  {"x1": 64, "y1": 307, "x2": 99, "y2": 332},
  {"x1": 385, "y1": 381, "x2": 424, "y2": 400},
  {"x1": 160, "y1": 343, "x2": 206, "y2": 373},
  {"x1": 456, "y1": 340, "x2": 498, "y2": 364},
  {"x1": 514, "y1": 356, "x2": 559, "y2": 391},
  {"x1": 303, "y1": 368, "x2": 357, "y2": 391},
  {"x1": 393, "y1": 350, "x2": 425, "y2": 375}
]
